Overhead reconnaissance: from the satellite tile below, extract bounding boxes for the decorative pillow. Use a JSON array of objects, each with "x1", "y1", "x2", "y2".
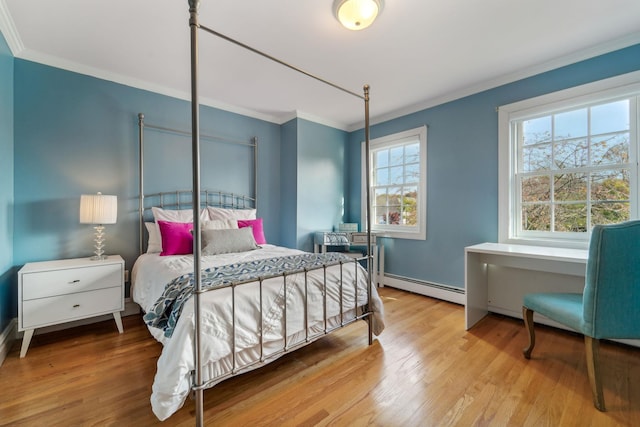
[
  {"x1": 237, "y1": 218, "x2": 266, "y2": 245},
  {"x1": 152, "y1": 207, "x2": 208, "y2": 250},
  {"x1": 201, "y1": 227, "x2": 259, "y2": 255},
  {"x1": 145, "y1": 222, "x2": 162, "y2": 253},
  {"x1": 158, "y1": 220, "x2": 194, "y2": 256},
  {"x1": 207, "y1": 206, "x2": 256, "y2": 221},
  {"x1": 201, "y1": 219, "x2": 238, "y2": 230}
]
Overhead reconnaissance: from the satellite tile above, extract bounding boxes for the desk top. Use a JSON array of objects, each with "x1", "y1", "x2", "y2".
[{"x1": 465, "y1": 242, "x2": 588, "y2": 263}]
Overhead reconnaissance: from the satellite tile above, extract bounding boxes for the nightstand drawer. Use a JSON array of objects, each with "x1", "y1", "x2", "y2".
[
  {"x1": 22, "y1": 263, "x2": 122, "y2": 300},
  {"x1": 350, "y1": 232, "x2": 375, "y2": 244},
  {"x1": 21, "y1": 286, "x2": 123, "y2": 329}
]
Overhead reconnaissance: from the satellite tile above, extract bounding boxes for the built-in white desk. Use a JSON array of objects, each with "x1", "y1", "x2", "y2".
[{"x1": 465, "y1": 243, "x2": 588, "y2": 330}]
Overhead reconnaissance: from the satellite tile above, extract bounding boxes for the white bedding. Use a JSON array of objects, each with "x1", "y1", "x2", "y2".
[{"x1": 131, "y1": 244, "x2": 385, "y2": 421}]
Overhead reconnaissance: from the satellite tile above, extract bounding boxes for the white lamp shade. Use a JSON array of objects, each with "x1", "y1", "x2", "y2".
[
  {"x1": 80, "y1": 193, "x2": 118, "y2": 225},
  {"x1": 334, "y1": 0, "x2": 383, "y2": 31}
]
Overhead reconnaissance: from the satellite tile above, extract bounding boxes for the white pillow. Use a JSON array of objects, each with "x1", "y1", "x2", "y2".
[
  {"x1": 145, "y1": 222, "x2": 162, "y2": 253},
  {"x1": 202, "y1": 219, "x2": 238, "y2": 230},
  {"x1": 207, "y1": 206, "x2": 256, "y2": 221},
  {"x1": 151, "y1": 206, "x2": 209, "y2": 223}
]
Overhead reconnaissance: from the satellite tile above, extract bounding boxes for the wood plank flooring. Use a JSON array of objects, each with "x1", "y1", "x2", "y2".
[{"x1": 1, "y1": 287, "x2": 638, "y2": 426}]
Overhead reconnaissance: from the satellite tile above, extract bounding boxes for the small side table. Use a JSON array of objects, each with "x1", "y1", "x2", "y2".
[
  {"x1": 17, "y1": 255, "x2": 125, "y2": 358},
  {"x1": 313, "y1": 231, "x2": 384, "y2": 286}
]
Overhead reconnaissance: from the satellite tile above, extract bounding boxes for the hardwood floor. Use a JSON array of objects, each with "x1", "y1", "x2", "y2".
[{"x1": 1, "y1": 287, "x2": 638, "y2": 426}]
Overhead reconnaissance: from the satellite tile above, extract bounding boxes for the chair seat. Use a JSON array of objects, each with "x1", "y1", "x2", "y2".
[{"x1": 523, "y1": 293, "x2": 584, "y2": 334}]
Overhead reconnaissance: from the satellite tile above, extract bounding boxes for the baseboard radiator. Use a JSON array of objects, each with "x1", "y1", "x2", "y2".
[{"x1": 383, "y1": 273, "x2": 465, "y2": 306}]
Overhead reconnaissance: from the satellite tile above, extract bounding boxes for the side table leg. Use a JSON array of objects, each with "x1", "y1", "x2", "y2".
[
  {"x1": 113, "y1": 312, "x2": 124, "y2": 333},
  {"x1": 20, "y1": 329, "x2": 34, "y2": 358}
]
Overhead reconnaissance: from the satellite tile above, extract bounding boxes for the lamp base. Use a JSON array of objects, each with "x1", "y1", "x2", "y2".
[{"x1": 90, "y1": 225, "x2": 108, "y2": 261}]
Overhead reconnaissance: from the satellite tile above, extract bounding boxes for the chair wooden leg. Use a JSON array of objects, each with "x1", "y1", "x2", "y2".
[
  {"x1": 522, "y1": 306, "x2": 535, "y2": 359},
  {"x1": 585, "y1": 336, "x2": 605, "y2": 411}
]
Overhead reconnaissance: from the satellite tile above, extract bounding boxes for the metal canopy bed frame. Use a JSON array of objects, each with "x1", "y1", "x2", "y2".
[{"x1": 138, "y1": 2, "x2": 375, "y2": 424}]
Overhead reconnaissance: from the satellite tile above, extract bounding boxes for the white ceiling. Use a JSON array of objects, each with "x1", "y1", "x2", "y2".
[{"x1": 2, "y1": 0, "x2": 640, "y2": 130}]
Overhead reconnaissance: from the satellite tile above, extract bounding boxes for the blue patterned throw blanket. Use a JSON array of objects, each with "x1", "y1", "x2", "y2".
[{"x1": 144, "y1": 252, "x2": 354, "y2": 338}]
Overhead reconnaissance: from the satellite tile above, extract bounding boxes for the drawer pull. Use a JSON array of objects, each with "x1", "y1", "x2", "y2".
[
  {"x1": 73, "y1": 304, "x2": 80, "y2": 308},
  {"x1": 68, "y1": 279, "x2": 81, "y2": 284}
]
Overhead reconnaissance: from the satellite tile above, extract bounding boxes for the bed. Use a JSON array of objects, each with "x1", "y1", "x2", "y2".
[
  {"x1": 132, "y1": 232, "x2": 384, "y2": 420},
  {"x1": 132, "y1": 1, "x2": 379, "y2": 423}
]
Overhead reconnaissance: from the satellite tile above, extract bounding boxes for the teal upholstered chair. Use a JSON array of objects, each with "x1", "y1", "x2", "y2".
[{"x1": 522, "y1": 220, "x2": 640, "y2": 411}]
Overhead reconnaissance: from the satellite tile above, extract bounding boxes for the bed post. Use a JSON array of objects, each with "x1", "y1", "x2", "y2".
[
  {"x1": 138, "y1": 113, "x2": 145, "y2": 255},
  {"x1": 363, "y1": 85, "x2": 373, "y2": 346},
  {"x1": 188, "y1": 1, "x2": 205, "y2": 426}
]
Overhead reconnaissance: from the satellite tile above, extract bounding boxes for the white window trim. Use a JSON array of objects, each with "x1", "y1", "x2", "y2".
[
  {"x1": 361, "y1": 125, "x2": 427, "y2": 240},
  {"x1": 499, "y1": 70, "x2": 640, "y2": 248}
]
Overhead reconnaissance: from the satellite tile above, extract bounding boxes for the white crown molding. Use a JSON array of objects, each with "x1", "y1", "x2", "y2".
[
  {"x1": 14, "y1": 48, "x2": 286, "y2": 126},
  {"x1": 353, "y1": 31, "x2": 640, "y2": 132},
  {"x1": 0, "y1": 0, "x2": 24, "y2": 55}
]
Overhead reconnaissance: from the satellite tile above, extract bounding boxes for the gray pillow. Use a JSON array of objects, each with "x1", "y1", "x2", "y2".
[{"x1": 201, "y1": 227, "x2": 260, "y2": 255}]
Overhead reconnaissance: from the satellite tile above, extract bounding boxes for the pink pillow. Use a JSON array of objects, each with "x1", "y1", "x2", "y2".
[
  {"x1": 237, "y1": 218, "x2": 266, "y2": 245},
  {"x1": 158, "y1": 220, "x2": 193, "y2": 256}
]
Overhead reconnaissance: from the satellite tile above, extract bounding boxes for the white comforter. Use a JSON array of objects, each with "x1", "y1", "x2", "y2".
[{"x1": 132, "y1": 245, "x2": 384, "y2": 421}]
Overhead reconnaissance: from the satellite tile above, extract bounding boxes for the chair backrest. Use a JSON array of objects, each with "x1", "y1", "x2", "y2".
[{"x1": 583, "y1": 220, "x2": 640, "y2": 339}]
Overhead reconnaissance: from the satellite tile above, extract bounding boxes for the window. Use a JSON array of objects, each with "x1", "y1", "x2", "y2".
[
  {"x1": 499, "y1": 71, "x2": 640, "y2": 247},
  {"x1": 362, "y1": 126, "x2": 427, "y2": 240}
]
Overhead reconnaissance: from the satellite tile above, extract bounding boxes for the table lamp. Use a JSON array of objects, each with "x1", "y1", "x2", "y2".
[{"x1": 80, "y1": 192, "x2": 117, "y2": 260}]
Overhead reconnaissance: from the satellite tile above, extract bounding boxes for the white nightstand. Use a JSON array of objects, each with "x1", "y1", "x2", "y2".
[{"x1": 17, "y1": 255, "x2": 125, "y2": 358}]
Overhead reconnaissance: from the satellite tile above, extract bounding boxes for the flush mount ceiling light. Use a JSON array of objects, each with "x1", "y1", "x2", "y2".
[{"x1": 333, "y1": 0, "x2": 384, "y2": 31}]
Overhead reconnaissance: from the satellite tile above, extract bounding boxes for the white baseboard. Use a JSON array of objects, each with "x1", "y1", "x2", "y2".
[
  {"x1": 383, "y1": 274, "x2": 466, "y2": 305},
  {"x1": 0, "y1": 317, "x2": 17, "y2": 367},
  {"x1": 0, "y1": 298, "x2": 142, "y2": 366}
]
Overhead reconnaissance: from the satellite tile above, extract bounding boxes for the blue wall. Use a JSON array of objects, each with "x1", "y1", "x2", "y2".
[
  {"x1": 280, "y1": 118, "x2": 349, "y2": 252},
  {"x1": 347, "y1": 43, "x2": 640, "y2": 289},
  {"x1": 0, "y1": 32, "x2": 14, "y2": 332},
  {"x1": 12, "y1": 60, "x2": 282, "y2": 272}
]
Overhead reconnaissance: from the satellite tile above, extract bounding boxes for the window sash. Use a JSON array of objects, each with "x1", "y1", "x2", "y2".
[
  {"x1": 362, "y1": 126, "x2": 427, "y2": 240},
  {"x1": 498, "y1": 71, "x2": 640, "y2": 248}
]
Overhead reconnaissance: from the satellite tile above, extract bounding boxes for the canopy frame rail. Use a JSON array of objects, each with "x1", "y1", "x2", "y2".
[
  {"x1": 137, "y1": 112, "x2": 258, "y2": 255},
  {"x1": 187, "y1": 1, "x2": 373, "y2": 425}
]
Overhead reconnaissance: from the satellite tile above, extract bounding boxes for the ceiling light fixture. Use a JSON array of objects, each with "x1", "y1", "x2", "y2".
[{"x1": 333, "y1": 0, "x2": 384, "y2": 31}]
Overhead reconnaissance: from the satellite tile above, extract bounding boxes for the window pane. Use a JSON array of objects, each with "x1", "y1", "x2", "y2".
[
  {"x1": 405, "y1": 143, "x2": 420, "y2": 163},
  {"x1": 590, "y1": 170, "x2": 629, "y2": 201},
  {"x1": 389, "y1": 146, "x2": 404, "y2": 166},
  {"x1": 554, "y1": 138, "x2": 588, "y2": 169},
  {"x1": 375, "y1": 167, "x2": 389, "y2": 186},
  {"x1": 375, "y1": 149, "x2": 388, "y2": 168},
  {"x1": 522, "y1": 204, "x2": 550, "y2": 231},
  {"x1": 386, "y1": 206, "x2": 401, "y2": 225},
  {"x1": 522, "y1": 144, "x2": 552, "y2": 172},
  {"x1": 591, "y1": 133, "x2": 629, "y2": 165},
  {"x1": 591, "y1": 202, "x2": 630, "y2": 225},
  {"x1": 522, "y1": 175, "x2": 550, "y2": 202},
  {"x1": 374, "y1": 206, "x2": 388, "y2": 225},
  {"x1": 555, "y1": 203, "x2": 587, "y2": 232},
  {"x1": 523, "y1": 116, "x2": 552, "y2": 145},
  {"x1": 390, "y1": 166, "x2": 403, "y2": 185},
  {"x1": 375, "y1": 188, "x2": 388, "y2": 204},
  {"x1": 402, "y1": 186, "x2": 418, "y2": 226},
  {"x1": 404, "y1": 163, "x2": 420, "y2": 183},
  {"x1": 555, "y1": 108, "x2": 587, "y2": 139},
  {"x1": 554, "y1": 173, "x2": 587, "y2": 201},
  {"x1": 591, "y1": 100, "x2": 629, "y2": 135}
]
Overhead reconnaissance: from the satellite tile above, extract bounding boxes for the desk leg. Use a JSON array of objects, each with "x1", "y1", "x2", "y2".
[
  {"x1": 378, "y1": 244, "x2": 385, "y2": 287},
  {"x1": 371, "y1": 244, "x2": 378, "y2": 286},
  {"x1": 465, "y1": 251, "x2": 488, "y2": 329}
]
